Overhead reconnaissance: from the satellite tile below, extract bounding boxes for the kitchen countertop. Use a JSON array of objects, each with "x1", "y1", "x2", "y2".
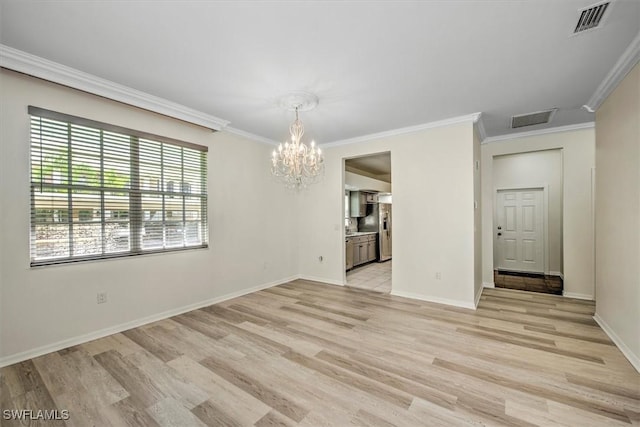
[{"x1": 346, "y1": 231, "x2": 378, "y2": 237}]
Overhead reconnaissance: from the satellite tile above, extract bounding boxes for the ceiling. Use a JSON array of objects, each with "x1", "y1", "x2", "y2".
[
  {"x1": 346, "y1": 153, "x2": 391, "y2": 183},
  {"x1": 1, "y1": 1, "x2": 638, "y2": 145}
]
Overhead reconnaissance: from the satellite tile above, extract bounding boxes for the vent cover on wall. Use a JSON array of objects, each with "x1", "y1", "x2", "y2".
[
  {"x1": 574, "y1": 1, "x2": 610, "y2": 34},
  {"x1": 510, "y1": 109, "x2": 557, "y2": 129}
]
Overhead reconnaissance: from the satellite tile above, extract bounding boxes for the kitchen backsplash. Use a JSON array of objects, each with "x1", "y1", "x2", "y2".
[{"x1": 347, "y1": 218, "x2": 358, "y2": 233}]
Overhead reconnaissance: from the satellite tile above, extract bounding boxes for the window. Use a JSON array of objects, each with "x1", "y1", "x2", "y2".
[{"x1": 29, "y1": 106, "x2": 208, "y2": 266}]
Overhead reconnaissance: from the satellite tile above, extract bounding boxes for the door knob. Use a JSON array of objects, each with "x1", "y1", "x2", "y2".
[{"x1": 497, "y1": 232, "x2": 502, "y2": 236}]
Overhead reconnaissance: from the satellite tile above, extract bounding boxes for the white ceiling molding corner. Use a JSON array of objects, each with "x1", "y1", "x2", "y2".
[
  {"x1": 224, "y1": 126, "x2": 279, "y2": 146},
  {"x1": 322, "y1": 112, "x2": 482, "y2": 148},
  {"x1": 482, "y1": 122, "x2": 595, "y2": 144},
  {"x1": 475, "y1": 113, "x2": 487, "y2": 142},
  {"x1": 583, "y1": 32, "x2": 640, "y2": 113},
  {"x1": 0, "y1": 44, "x2": 230, "y2": 131}
]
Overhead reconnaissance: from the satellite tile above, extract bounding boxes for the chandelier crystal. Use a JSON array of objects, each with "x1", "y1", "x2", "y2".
[{"x1": 271, "y1": 106, "x2": 324, "y2": 189}]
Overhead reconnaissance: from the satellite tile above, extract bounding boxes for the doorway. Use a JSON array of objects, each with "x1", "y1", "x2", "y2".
[
  {"x1": 492, "y1": 149, "x2": 563, "y2": 295},
  {"x1": 343, "y1": 152, "x2": 392, "y2": 293}
]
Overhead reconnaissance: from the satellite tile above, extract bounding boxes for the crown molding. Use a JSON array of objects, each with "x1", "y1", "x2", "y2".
[
  {"x1": 0, "y1": 44, "x2": 230, "y2": 130},
  {"x1": 482, "y1": 122, "x2": 595, "y2": 144},
  {"x1": 224, "y1": 126, "x2": 279, "y2": 146},
  {"x1": 583, "y1": 32, "x2": 640, "y2": 113},
  {"x1": 322, "y1": 112, "x2": 482, "y2": 148},
  {"x1": 475, "y1": 113, "x2": 487, "y2": 142}
]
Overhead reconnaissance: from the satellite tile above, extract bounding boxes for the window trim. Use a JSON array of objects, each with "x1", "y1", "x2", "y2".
[{"x1": 29, "y1": 106, "x2": 209, "y2": 267}]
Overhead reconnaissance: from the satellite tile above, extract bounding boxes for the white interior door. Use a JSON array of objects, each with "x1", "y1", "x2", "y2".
[{"x1": 496, "y1": 189, "x2": 544, "y2": 273}]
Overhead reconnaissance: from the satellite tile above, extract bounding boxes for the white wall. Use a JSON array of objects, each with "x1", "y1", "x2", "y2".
[
  {"x1": 0, "y1": 70, "x2": 299, "y2": 364},
  {"x1": 492, "y1": 149, "x2": 563, "y2": 275},
  {"x1": 594, "y1": 62, "x2": 640, "y2": 371},
  {"x1": 481, "y1": 128, "x2": 595, "y2": 299},
  {"x1": 473, "y1": 127, "x2": 482, "y2": 305},
  {"x1": 298, "y1": 122, "x2": 478, "y2": 308},
  {"x1": 345, "y1": 171, "x2": 391, "y2": 192}
]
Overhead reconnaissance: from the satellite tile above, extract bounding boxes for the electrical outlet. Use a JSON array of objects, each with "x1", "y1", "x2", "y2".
[
  {"x1": 97, "y1": 292, "x2": 107, "y2": 304},
  {"x1": 435, "y1": 272, "x2": 442, "y2": 280},
  {"x1": 318, "y1": 255, "x2": 324, "y2": 262}
]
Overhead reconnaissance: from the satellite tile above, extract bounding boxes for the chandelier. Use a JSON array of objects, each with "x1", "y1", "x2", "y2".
[{"x1": 271, "y1": 95, "x2": 324, "y2": 189}]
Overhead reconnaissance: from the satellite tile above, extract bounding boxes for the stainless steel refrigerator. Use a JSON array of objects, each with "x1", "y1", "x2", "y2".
[
  {"x1": 378, "y1": 203, "x2": 392, "y2": 261},
  {"x1": 358, "y1": 203, "x2": 392, "y2": 261}
]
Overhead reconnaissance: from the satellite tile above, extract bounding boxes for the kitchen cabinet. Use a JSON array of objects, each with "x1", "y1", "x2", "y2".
[
  {"x1": 352, "y1": 244, "x2": 359, "y2": 267},
  {"x1": 362, "y1": 242, "x2": 370, "y2": 262},
  {"x1": 355, "y1": 237, "x2": 364, "y2": 266},
  {"x1": 350, "y1": 191, "x2": 380, "y2": 217},
  {"x1": 366, "y1": 237, "x2": 376, "y2": 261},
  {"x1": 345, "y1": 238, "x2": 354, "y2": 270},
  {"x1": 351, "y1": 235, "x2": 364, "y2": 266},
  {"x1": 349, "y1": 191, "x2": 366, "y2": 217},
  {"x1": 348, "y1": 233, "x2": 378, "y2": 269}
]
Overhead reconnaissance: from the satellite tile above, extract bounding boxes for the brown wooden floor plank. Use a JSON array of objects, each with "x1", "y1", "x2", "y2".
[
  {"x1": 279, "y1": 305, "x2": 356, "y2": 329},
  {"x1": 94, "y1": 350, "x2": 166, "y2": 408},
  {"x1": 146, "y1": 397, "x2": 207, "y2": 427},
  {"x1": 283, "y1": 350, "x2": 413, "y2": 409},
  {"x1": 565, "y1": 373, "x2": 640, "y2": 400},
  {"x1": 110, "y1": 396, "x2": 161, "y2": 427},
  {"x1": 455, "y1": 393, "x2": 539, "y2": 427},
  {"x1": 199, "y1": 354, "x2": 310, "y2": 423},
  {"x1": 124, "y1": 350, "x2": 208, "y2": 410},
  {"x1": 315, "y1": 350, "x2": 457, "y2": 410},
  {"x1": 171, "y1": 311, "x2": 230, "y2": 340},
  {"x1": 4, "y1": 388, "x2": 67, "y2": 427},
  {"x1": 225, "y1": 303, "x2": 290, "y2": 326},
  {"x1": 203, "y1": 304, "x2": 270, "y2": 326},
  {"x1": 455, "y1": 327, "x2": 605, "y2": 364},
  {"x1": 167, "y1": 355, "x2": 272, "y2": 424},
  {"x1": 255, "y1": 410, "x2": 296, "y2": 427},
  {"x1": 191, "y1": 399, "x2": 245, "y2": 427},
  {"x1": 121, "y1": 328, "x2": 183, "y2": 363},
  {"x1": 351, "y1": 409, "x2": 397, "y2": 427},
  {"x1": 523, "y1": 325, "x2": 614, "y2": 345},
  {"x1": 433, "y1": 357, "x2": 632, "y2": 424}
]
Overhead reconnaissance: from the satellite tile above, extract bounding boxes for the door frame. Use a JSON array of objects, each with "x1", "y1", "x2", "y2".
[
  {"x1": 493, "y1": 185, "x2": 549, "y2": 275},
  {"x1": 342, "y1": 151, "x2": 392, "y2": 288}
]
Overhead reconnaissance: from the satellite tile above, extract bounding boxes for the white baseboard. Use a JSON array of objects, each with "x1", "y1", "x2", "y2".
[
  {"x1": 593, "y1": 313, "x2": 640, "y2": 373},
  {"x1": 563, "y1": 291, "x2": 594, "y2": 300},
  {"x1": 483, "y1": 282, "x2": 495, "y2": 288},
  {"x1": 549, "y1": 271, "x2": 564, "y2": 279},
  {"x1": 390, "y1": 290, "x2": 476, "y2": 310},
  {"x1": 297, "y1": 275, "x2": 345, "y2": 287},
  {"x1": 474, "y1": 286, "x2": 484, "y2": 309},
  {"x1": 0, "y1": 275, "x2": 297, "y2": 368}
]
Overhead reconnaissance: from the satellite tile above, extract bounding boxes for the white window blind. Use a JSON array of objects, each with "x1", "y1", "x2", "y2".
[{"x1": 29, "y1": 106, "x2": 208, "y2": 266}]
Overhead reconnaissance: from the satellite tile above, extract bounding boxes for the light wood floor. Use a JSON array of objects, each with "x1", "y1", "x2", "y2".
[{"x1": 2, "y1": 280, "x2": 639, "y2": 426}]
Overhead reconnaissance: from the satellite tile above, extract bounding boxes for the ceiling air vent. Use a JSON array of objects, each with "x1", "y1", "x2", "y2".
[
  {"x1": 574, "y1": 1, "x2": 610, "y2": 34},
  {"x1": 511, "y1": 109, "x2": 557, "y2": 129}
]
